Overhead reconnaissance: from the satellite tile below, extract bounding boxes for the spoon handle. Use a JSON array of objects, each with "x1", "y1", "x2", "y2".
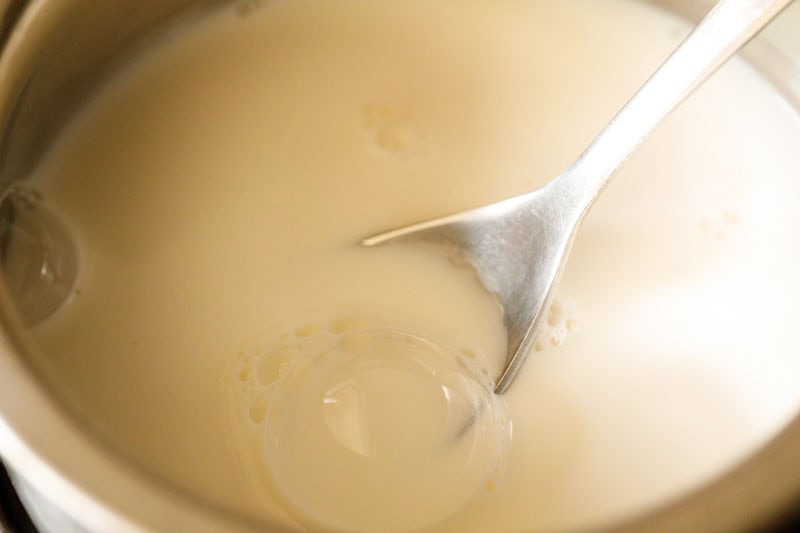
[{"x1": 555, "y1": 0, "x2": 793, "y2": 212}]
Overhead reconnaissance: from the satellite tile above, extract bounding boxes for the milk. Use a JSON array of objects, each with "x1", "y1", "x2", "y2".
[{"x1": 27, "y1": 0, "x2": 800, "y2": 530}]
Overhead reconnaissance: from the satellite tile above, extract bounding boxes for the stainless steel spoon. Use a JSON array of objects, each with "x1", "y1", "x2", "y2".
[{"x1": 363, "y1": 0, "x2": 794, "y2": 394}]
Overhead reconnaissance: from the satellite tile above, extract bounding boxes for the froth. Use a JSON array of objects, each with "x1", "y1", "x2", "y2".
[{"x1": 226, "y1": 312, "x2": 511, "y2": 531}]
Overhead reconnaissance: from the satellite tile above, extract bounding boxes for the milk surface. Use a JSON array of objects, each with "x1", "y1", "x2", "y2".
[{"x1": 27, "y1": 0, "x2": 800, "y2": 530}]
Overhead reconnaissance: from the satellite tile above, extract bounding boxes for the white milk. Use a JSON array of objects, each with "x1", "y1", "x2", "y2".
[{"x1": 26, "y1": 0, "x2": 800, "y2": 530}]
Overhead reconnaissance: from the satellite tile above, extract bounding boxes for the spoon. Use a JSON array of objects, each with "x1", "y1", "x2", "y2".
[{"x1": 363, "y1": 0, "x2": 794, "y2": 394}]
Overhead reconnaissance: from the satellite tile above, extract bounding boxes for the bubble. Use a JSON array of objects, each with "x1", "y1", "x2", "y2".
[
  {"x1": 363, "y1": 103, "x2": 425, "y2": 158},
  {"x1": 724, "y1": 211, "x2": 739, "y2": 224},
  {"x1": 699, "y1": 210, "x2": 739, "y2": 240},
  {"x1": 263, "y1": 329, "x2": 509, "y2": 532},
  {"x1": 249, "y1": 394, "x2": 269, "y2": 423},
  {"x1": 535, "y1": 298, "x2": 578, "y2": 352},
  {"x1": 226, "y1": 313, "x2": 509, "y2": 530},
  {"x1": 377, "y1": 125, "x2": 415, "y2": 152},
  {"x1": 547, "y1": 301, "x2": 563, "y2": 326},
  {"x1": 257, "y1": 346, "x2": 298, "y2": 386}
]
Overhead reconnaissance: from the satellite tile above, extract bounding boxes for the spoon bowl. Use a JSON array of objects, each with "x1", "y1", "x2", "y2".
[{"x1": 364, "y1": 181, "x2": 579, "y2": 393}]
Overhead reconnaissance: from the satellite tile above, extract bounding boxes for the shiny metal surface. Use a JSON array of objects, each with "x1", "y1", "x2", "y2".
[
  {"x1": 364, "y1": 0, "x2": 794, "y2": 395},
  {"x1": 0, "y1": 0, "x2": 797, "y2": 532}
]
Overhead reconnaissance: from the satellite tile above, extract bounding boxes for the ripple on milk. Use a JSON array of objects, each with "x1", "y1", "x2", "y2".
[{"x1": 226, "y1": 312, "x2": 511, "y2": 531}]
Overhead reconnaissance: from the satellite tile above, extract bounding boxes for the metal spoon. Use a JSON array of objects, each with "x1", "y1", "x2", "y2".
[{"x1": 363, "y1": 0, "x2": 793, "y2": 394}]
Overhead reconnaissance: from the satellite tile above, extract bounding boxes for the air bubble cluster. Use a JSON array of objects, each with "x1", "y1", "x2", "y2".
[
  {"x1": 699, "y1": 210, "x2": 739, "y2": 240},
  {"x1": 226, "y1": 313, "x2": 511, "y2": 531},
  {"x1": 231, "y1": 317, "x2": 363, "y2": 424},
  {"x1": 363, "y1": 104, "x2": 427, "y2": 158},
  {"x1": 534, "y1": 298, "x2": 579, "y2": 352}
]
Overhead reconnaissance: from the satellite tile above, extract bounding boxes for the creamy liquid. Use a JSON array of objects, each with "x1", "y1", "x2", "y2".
[{"x1": 26, "y1": 0, "x2": 800, "y2": 531}]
